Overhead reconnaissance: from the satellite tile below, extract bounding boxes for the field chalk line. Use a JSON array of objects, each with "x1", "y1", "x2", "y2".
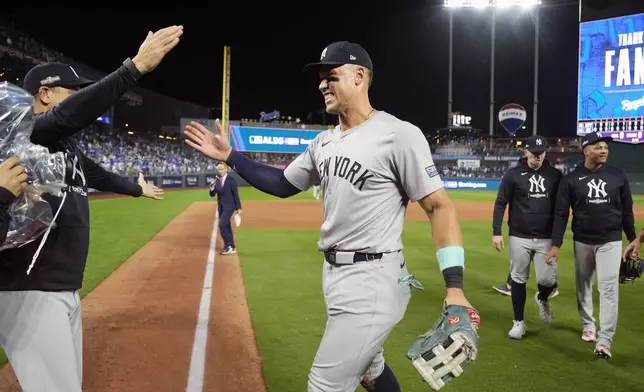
[{"x1": 186, "y1": 214, "x2": 219, "y2": 392}]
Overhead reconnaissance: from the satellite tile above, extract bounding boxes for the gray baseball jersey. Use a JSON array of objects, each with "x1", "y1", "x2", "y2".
[{"x1": 284, "y1": 110, "x2": 443, "y2": 253}]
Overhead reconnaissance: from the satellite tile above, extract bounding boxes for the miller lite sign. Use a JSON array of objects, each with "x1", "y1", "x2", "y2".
[{"x1": 450, "y1": 112, "x2": 472, "y2": 128}]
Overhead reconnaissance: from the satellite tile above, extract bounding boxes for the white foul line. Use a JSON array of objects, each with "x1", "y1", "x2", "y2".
[{"x1": 186, "y1": 216, "x2": 219, "y2": 392}]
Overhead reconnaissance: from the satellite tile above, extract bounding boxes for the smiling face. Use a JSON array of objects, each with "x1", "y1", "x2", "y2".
[
  {"x1": 317, "y1": 64, "x2": 370, "y2": 114},
  {"x1": 584, "y1": 141, "x2": 609, "y2": 166}
]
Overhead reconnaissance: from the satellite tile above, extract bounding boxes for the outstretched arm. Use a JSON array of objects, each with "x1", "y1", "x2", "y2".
[
  {"x1": 184, "y1": 120, "x2": 313, "y2": 199},
  {"x1": 79, "y1": 152, "x2": 143, "y2": 197},
  {"x1": 31, "y1": 64, "x2": 140, "y2": 146},
  {"x1": 31, "y1": 25, "x2": 183, "y2": 146},
  {"x1": 225, "y1": 151, "x2": 301, "y2": 198}
]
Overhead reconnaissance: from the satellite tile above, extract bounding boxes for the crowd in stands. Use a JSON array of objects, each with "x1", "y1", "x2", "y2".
[
  {"x1": 74, "y1": 127, "x2": 218, "y2": 176},
  {"x1": 71, "y1": 125, "x2": 516, "y2": 180},
  {"x1": 74, "y1": 127, "x2": 300, "y2": 176}
]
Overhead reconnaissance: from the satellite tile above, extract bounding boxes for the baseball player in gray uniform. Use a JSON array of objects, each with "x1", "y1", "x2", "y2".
[
  {"x1": 546, "y1": 132, "x2": 636, "y2": 359},
  {"x1": 184, "y1": 41, "x2": 479, "y2": 392},
  {"x1": 492, "y1": 135, "x2": 562, "y2": 340}
]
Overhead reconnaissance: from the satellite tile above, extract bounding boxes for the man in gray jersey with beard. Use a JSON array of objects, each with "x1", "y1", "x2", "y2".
[{"x1": 184, "y1": 41, "x2": 479, "y2": 392}]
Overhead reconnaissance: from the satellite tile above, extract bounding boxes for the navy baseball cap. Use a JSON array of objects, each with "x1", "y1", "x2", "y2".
[
  {"x1": 524, "y1": 135, "x2": 548, "y2": 154},
  {"x1": 22, "y1": 62, "x2": 94, "y2": 95},
  {"x1": 580, "y1": 131, "x2": 612, "y2": 149},
  {"x1": 303, "y1": 41, "x2": 373, "y2": 74}
]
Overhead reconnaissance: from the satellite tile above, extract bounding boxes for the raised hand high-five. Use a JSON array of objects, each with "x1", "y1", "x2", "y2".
[
  {"x1": 184, "y1": 119, "x2": 232, "y2": 162},
  {"x1": 137, "y1": 173, "x2": 164, "y2": 200},
  {"x1": 132, "y1": 25, "x2": 184, "y2": 75}
]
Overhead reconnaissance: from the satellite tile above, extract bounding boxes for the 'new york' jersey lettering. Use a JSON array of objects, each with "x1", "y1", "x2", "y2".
[
  {"x1": 317, "y1": 156, "x2": 374, "y2": 191},
  {"x1": 284, "y1": 111, "x2": 443, "y2": 253}
]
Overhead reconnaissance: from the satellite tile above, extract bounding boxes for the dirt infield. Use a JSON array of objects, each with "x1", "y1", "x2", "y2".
[
  {"x1": 0, "y1": 201, "x2": 267, "y2": 392},
  {"x1": 0, "y1": 197, "x2": 641, "y2": 391}
]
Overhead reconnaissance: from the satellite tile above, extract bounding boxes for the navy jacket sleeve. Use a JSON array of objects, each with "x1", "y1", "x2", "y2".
[
  {"x1": 0, "y1": 187, "x2": 16, "y2": 246},
  {"x1": 30, "y1": 64, "x2": 140, "y2": 146},
  {"x1": 551, "y1": 175, "x2": 572, "y2": 248},
  {"x1": 225, "y1": 150, "x2": 300, "y2": 198},
  {"x1": 492, "y1": 170, "x2": 513, "y2": 236},
  {"x1": 620, "y1": 174, "x2": 637, "y2": 242},
  {"x1": 79, "y1": 152, "x2": 143, "y2": 197},
  {"x1": 231, "y1": 177, "x2": 241, "y2": 210}
]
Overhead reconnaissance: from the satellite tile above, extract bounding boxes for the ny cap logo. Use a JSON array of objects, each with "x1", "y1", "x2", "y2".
[
  {"x1": 320, "y1": 47, "x2": 327, "y2": 60},
  {"x1": 536, "y1": 138, "x2": 542, "y2": 146}
]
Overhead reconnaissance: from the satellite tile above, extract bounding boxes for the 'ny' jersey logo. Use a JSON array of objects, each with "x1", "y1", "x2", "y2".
[
  {"x1": 586, "y1": 178, "x2": 609, "y2": 204},
  {"x1": 527, "y1": 174, "x2": 548, "y2": 199},
  {"x1": 587, "y1": 178, "x2": 607, "y2": 198},
  {"x1": 529, "y1": 174, "x2": 545, "y2": 193},
  {"x1": 69, "y1": 154, "x2": 86, "y2": 187}
]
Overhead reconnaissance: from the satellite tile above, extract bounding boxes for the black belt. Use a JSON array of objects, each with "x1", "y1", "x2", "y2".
[{"x1": 323, "y1": 251, "x2": 383, "y2": 266}]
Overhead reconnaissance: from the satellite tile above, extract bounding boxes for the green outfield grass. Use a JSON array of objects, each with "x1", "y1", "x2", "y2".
[
  {"x1": 233, "y1": 187, "x2": 644, "y2": 392},
  {"x1": 1, "y1": 186, "x2": 642, "y2": 392}
]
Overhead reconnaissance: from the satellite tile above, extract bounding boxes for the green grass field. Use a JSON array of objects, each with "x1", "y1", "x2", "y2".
[
  {"x1": 234, "y1": 188, "x2": 644, "y2": 392},
  {"x1": 1, "y1": 187, "x2": 642, "y2": 392}
]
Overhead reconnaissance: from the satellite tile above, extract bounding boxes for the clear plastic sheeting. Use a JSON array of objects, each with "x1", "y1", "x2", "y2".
[{"x1": 0, "y1": 81, "x2": 68, "y2": 250}]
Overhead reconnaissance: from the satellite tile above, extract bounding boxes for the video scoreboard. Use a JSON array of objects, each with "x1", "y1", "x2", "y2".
[{"x1": 577, "y1": 12, "x2": 644, "y2": 144}]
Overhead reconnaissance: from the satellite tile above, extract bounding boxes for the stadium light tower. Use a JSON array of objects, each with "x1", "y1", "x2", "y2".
[{"x1": 444, "y1": 0, "x2": 542, "y2": 138}]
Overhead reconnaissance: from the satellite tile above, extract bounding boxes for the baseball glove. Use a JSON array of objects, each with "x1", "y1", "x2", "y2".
[
  {"x1": 406, "y1": 305, "x2": 480, "y2": 391},
  {"x1": 620, "y1": 258, "x2": 644, "y2": 284}
]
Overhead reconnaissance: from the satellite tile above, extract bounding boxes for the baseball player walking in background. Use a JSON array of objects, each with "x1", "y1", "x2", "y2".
[
  {"x1": 209, "y1": 162, "x2": 242, "y2": 255},
  {"x1": 546, "y1": 131, "x2": 637, "y2": 359},
  {"x1": 0, "y1": 26, "x2": 179, "y2": 392},
  {"x1": 492, "y1": 135, "x2": 562, "y2": 340},
  {"x1": 184, "y1": 41, "x2": 480, "y2": 392}
]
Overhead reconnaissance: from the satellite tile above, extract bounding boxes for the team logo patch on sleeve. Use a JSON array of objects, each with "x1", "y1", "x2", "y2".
[{"x1": 425, "y1": 165, "x2": 439, "y2": 178}]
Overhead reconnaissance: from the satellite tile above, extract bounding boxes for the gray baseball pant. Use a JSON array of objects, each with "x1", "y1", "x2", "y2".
[
  {"x1": 509, "y1": 236, "x2": 557, "y2": 286},
  {"x1": 307, "y1": 251, "x2": 412, "y2": 392},
  {"x1": 0, "y1": 290, "x2": 83, "y2": 392},
  {"x1": 573, "y1": 241, "x2": 622, "y2": 347}
]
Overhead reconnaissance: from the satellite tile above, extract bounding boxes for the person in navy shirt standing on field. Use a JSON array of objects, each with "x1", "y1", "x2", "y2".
[{"x1": 210, "y1": 162, "x2": 242, "y2": 254}]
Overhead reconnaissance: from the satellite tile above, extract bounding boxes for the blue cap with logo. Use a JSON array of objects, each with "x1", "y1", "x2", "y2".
[
  {"x1": 22, "y1": 62, "x2": 94, "y2": 96},
  {"x1": 524, "y1": 135, "x2": 548, "y2": 154},
  {"x1": 303, "y1": 41, "x2": 373, "y2": 74},
  {"x1": 580, "y1": 131, "x2": 612, "y2": 149}
]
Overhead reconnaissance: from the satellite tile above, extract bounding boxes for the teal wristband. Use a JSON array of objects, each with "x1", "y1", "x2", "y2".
[{"x1": 436, "y1": 246, "x2": 465, "y2": 272}]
